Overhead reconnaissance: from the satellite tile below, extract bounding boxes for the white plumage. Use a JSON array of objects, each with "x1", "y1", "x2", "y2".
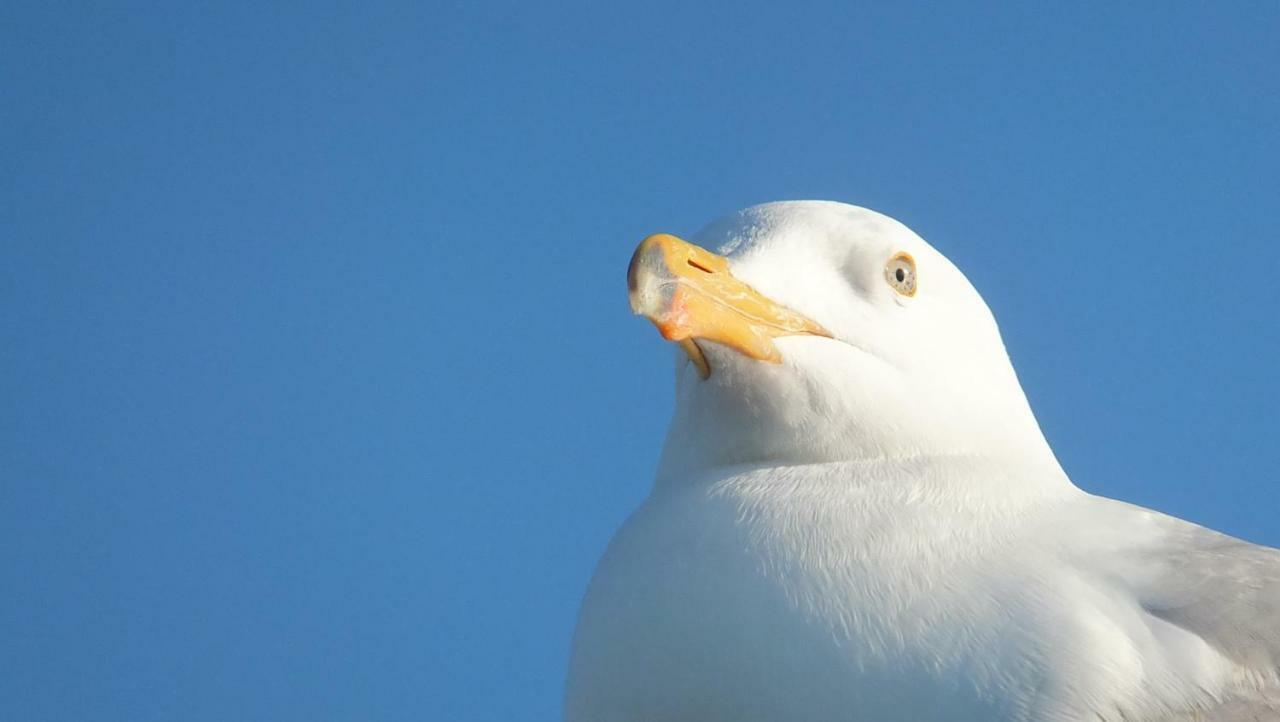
[{"x1": 566, "y1": 202, "x2": 1279, "y2": 721}]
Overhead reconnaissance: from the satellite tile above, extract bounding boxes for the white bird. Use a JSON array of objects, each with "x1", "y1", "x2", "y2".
[{"x1": 565, "y1": 201, "x2": 1280, "y2": 721}]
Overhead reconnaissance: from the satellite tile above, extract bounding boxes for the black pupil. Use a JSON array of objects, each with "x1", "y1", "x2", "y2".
[{"x1": 895, "y1": 267, "x2": 906, "y2": 283}]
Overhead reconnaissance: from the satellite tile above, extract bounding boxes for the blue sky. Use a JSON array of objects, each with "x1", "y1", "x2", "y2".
[{"x1": 2, "y1": 2, "x2": 1277, "y2": 720}]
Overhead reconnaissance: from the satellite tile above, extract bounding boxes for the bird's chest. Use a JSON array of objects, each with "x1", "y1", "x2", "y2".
[{"x1": 568, "y1": 485, "x2": 1045, "y2": 721}]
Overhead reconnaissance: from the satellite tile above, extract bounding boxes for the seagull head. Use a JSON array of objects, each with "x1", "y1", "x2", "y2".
[{"x1": 628, "y1": 201, "x2": 1055, "y2": 482}]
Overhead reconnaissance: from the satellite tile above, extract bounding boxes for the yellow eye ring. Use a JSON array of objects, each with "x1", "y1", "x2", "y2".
[{"x1": 885, "y1": 252, "x2": 917, "y2": 297}]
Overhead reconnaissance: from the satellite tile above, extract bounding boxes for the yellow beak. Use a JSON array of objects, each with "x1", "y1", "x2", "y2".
[{"x1": 627, "y1": 233, "x2": 831, "y2": 379}]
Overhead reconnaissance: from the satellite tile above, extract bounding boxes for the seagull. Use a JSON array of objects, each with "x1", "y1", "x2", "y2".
[{"x1": 565, "y1": 201, "x2": 1279, "y2": 721}]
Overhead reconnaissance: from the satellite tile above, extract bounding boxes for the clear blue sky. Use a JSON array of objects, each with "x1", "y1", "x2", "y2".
[{"x1": 2, "y1": 2, "x2": 1277, "y2": 720}]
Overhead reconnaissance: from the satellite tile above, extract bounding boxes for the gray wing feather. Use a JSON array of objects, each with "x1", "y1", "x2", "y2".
[
  {"x1": 1150, "y1": 690, "x2": 1280, "y2": 722},
  {"x1": 1136, "y1": 519, "x2": 1280, "y2": 720},
  {"x1": 1141, "y1": 524, "x2": 1280, "y2": 670}
]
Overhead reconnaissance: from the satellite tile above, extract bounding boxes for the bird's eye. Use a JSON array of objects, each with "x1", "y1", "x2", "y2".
[{"x1": 884, "y1": 252, "x2": 917, "y2": 297}]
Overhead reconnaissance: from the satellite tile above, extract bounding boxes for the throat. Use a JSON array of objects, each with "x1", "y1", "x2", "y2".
[{"x1": 659, "y1": 350, "x2": 1060, "y2": 490}]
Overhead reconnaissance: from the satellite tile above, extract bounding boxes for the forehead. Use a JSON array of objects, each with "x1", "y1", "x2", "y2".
[
  {"x1": 696, "y1": 201, "x2": 921, "y2": 265},
  {"x1": 691, "y1": 202, "x2": 977, "y2": 315}
]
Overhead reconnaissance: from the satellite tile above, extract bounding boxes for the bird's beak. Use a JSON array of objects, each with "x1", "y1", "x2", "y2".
[{"x1": 627, "y1": 233, "x2": 831, "y2": 379}]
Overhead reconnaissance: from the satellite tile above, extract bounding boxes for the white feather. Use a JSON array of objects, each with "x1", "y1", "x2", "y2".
[{"x1": 566, "y1": 202, "x2": 1279, "y2": 721}]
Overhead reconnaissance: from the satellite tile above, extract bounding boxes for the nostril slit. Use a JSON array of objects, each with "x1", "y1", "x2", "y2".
[{"x1": 687, "y1": 259, "x2": 713, "y2": 274}]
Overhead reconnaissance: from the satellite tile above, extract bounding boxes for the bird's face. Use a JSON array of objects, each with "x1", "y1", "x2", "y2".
[{"x1": 629, "y1": 201, "x2": 1048, "y2": 481}]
